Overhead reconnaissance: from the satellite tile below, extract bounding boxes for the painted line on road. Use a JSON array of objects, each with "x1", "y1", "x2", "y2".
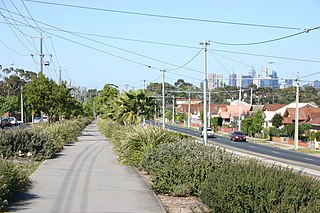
[
  {"x1": 304, "y1": 158, "x2": 315, "y2": 161},
  {"x1": 272, "y1": 151, "x2": 280, "y2": 154},
  {"x1": 249, "y1": 145, "x2": 255, "y2": 148}
]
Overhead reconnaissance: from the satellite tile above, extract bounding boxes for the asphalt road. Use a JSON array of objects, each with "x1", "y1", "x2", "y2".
[{"x1": 166, "y1": 124, "x2": 320, "y2": 172}]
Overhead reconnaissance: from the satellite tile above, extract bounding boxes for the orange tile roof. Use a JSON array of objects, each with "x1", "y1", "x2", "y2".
[{"x1": 263, "y1": 104, "x2": 286, "y2": 111}]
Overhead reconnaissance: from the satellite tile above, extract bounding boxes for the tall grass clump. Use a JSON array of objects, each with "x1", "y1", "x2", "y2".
[
  {"x1": 200, "y1": 159, "x2": 320, "y2": 213},
  {"x1": 0, "y1": 159, "x2": 30, "y2": 211},
  {"x1": 140, "y1": 142, "x2": 236, "y2": 196},
  {"x1": 107, "y1": 124, "x2": 190, "y2": 166}
]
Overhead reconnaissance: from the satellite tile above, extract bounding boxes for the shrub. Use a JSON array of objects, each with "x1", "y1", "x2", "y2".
[
  {"x1": 140, "y1": 141, "x2": 236, "y2": 196},
  {"x1": 0, "y1": 159, "x2": 30, "y2": 211},
  {"x1": 200, "y1": 159, "x2": 320, "y2": 213},
  {"x1": 107, "y1": 124, "x2": 190, "y2": 166}
]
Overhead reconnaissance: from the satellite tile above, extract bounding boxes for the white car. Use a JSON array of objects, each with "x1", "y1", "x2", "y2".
[
  {"x1": 199, "y1": 127, "x2": 215, "y2": 138},
  {"x1": 33, "y1": 117, "x2": 42, "y2": 123},
  {"x1": 9, "y1": 117, "x2": 18, "y2": 126}
]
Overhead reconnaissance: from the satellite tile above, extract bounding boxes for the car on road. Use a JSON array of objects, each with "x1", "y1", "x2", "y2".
[
  {"x1": 9, "y1": 117, "x2": 18, "y2": 126},
  {"x1": 199, "y1": 127, "x2": 214, "y2": 138},
  {"x1": 1, "y1": 118, "x2": 11, "y2": 127},
  {"x1": 230, "y1": 131, "x2": 247, "y2": 142},
  {"x1": 33, "y1": 117, "x2": 42, "y2": 124},
  {"x1": 0, "y1": 119, "x2": 4, "y2": 129}
]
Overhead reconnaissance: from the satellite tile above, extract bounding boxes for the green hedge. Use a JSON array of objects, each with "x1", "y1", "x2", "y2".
[
  {"x1": 0, "y1": 118, "x2": 92, "y2": 161},
  {"x1": 98, "y1": 119, "x2": 320, "y2": 211},
  {"x1": 0, "y1": 159, "x2": 30, "y2": 211},
  {"x1": 106, "y1": 124, "x2": 190, "y2": 166},
  {"x1": 140, "y1": 142, "x2": 236, "y2": 196},
  {"x1": 200, "y1": 159, "x2": 320, "y2": 212}
]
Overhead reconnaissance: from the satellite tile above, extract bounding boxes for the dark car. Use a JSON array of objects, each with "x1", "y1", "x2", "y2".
[
  {"x1": 1, "y1": 118, "x2": 11, "y2": 127},
  {"x1": 230, "y1": 131, "x2": 246, "y2": 142}
]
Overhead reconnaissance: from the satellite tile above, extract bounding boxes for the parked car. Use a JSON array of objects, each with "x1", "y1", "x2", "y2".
[
  {"x1": 0, "y1": 119, "x2": 4, "y2": 129},
  {"x1": 33, "y1": 117, "x2": 42, "y2": 124},
  {"x1": 230, "y1": 131, "x2": 247, "y2": 142},
  {"x1": 9, "y1": 117, "x2": 18, "y2": 126},
  {"x1": 42, "y1": 115, "x2": 49, "y2": 123},
  {"x1": 1, "y1": 118, "x2": 11, "y2": 127},
  {"x1": 199, "y1": 126, "x2": 214, "y2": 138}
]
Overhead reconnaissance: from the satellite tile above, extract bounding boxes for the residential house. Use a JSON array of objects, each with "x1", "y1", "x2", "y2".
[
  {"x1": 282, "y1": 107, "x2": 320, "y2": 129},
  {"x1": 218, "y1": 100, "x2": 251, "y2": 126},
  {"x1": 263, "y1": 103, "x2": 318, "y2": 128}
]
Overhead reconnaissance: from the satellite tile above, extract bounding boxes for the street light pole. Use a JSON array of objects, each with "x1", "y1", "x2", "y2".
[
  {"x1": 200, "y1": 40, "x2": 210, "y2": 145},
  {"x1": 20, "y1": 86, "x2": 24, "y2": 123},
  {"x1": 294, "y1": 72, "x2": 300, "y2": 150},
  {"x1": 161, "y1": 70, "x2": 166, "y2": 128},
  {"x1": 187, "y1": 92, "x2": 191, "y2": 128},
  {"x1": 172, "y1": 95, "x2": 175, "y2": 124}
]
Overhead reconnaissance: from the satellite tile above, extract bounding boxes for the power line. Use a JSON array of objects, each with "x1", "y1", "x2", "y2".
[
  {"x1": 23, "y1": 0, "x2": 303, "y2": 31},
  {"x1": 167, "y1": 48, "x2": 203, "y2": 71},
  {"x1": 1, "y1": 12, "x2": 320, "y2": 65},
  {"x1": 212, "y1": 29, "x2": 312, "y2": 46},
  {"x1": 0, "y1": 39, "x2": 29, "y2": 56},
  {"x1": 0, "y1": 4, "x2": 36, "y2": 52},
  {"x1": 211, "y1": 48, "x2": 320, "y2": 64}
]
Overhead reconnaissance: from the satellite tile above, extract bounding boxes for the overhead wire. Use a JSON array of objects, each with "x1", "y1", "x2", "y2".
[
  {"x1": 0, "y1": 6, "x2": 35, "y2": 53},
  {"x1": 212, "y1": 28, "x2": 317, "y2": 46},
  {"x1": 23, "y1": 0, "x2": 303, "y2": 31},
  {"x1": 0, "y1": 39, "x2": 29, "y2": 56},
  {"x1": 1, "y1": 11, "x2": 320, "y2": 65},
  {"x1": 1, "y1": 9, "x2": 205, "y2": 74}
]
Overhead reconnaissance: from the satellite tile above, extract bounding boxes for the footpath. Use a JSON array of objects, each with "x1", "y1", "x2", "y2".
[{"x1": 8, "y1": 121, "x2": 165, "y2": 213}]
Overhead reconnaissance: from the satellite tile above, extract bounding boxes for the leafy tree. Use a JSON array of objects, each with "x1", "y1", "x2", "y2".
[
  {"x1": 211, "y1": 117, "x2": 222, "y2": 132},
  {"x1": 271, "y1": 113, "x2": 283, "y2": 128},
  {"x1": 105, "y1": 90, "x2": 155, "y2": 125},
  {"x1": 175, "y1": 112, "x2": 187, "y2": 123},
  {"x1": 250, "y1": 111, "x2": 264, "y2": 135},
  {"x1": 241, "y1": 118, "x2": 252, "y2": 135},
  {"x1": 23, "y1": 73, "x2": 82, "y2": 121},
  {"x1": 0, "y1": 96, "x2": 19, "y2": 115},
  {"x1": 95, "y1": 83, "x2": 118, "y2": 116}
]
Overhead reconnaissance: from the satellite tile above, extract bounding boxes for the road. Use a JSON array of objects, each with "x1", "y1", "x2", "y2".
[{"x1": 166, "y1": 124, "x2": 320, "y2": 173}]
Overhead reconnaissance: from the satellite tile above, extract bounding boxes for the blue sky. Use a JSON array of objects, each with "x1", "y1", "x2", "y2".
[{"x1": 1, "y1": 0, "x2": 319, "y2": 91}]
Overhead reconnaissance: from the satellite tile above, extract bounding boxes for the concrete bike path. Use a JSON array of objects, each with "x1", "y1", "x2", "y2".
[{"x1": 8, "y1": 121, "x2": 165, "y2": 213}]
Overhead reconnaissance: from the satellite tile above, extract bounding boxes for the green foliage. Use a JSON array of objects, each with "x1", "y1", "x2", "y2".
[
  {"x1": 268, "y1": 126, "x2": 281, "y2": 137},
  {"x1": 283, "y1": 124, "x2": 295, "y2": 138},
  {"x1": 0, "y1": 128, "x2": 55, "y2": 161},
  {"x1": 200, "y1": 159, "x2": 320, "y2": 213},
  {"x1": 0, "y1": 159, "x2": 30, "y2": 211},
  {"x1": 241, "y1": 117, "x2": 252, "y2": 135},
  {"x1": 0, "y1": 96, "x2": 19, "y2": 115},
  {"x1": 310, "y1": 131, "x2": 320, "y2": 141},
  {"x1": 0, "y1": 118, "x2": 91, "y2": 161},
  {"x1": 140, "y1": 142, "x2": 236, "y2": 196},
  {"x1": 23, "y1": 73, "x2": 83, "y2": 121},
  {"x1": 175, "y1": 112, "x2": 187, "y2": 123},
  {"x1": 272, "y1": 113, "x2": 283, "y2": 128},
  {"x1": 101, "y1": 90, "x2": 156, "y2": 125},
  {"x1": 105, "y1": 123, "x2": 189, "y2": 166}
]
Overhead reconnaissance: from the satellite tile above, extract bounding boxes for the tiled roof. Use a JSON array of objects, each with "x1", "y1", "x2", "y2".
[{"x1": 263, "y1": 104, "x2": 286, "y2": 111}]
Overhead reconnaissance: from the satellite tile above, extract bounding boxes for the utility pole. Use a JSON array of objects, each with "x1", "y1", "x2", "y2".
[
  {"x1": 142, "y1": 79, "x2": 146, "y2": 91},
  {"x1": 208, "y1": 91, "x2": 211, "y2": 127},
  {"x1": 172, "y1": 95, "x2": 175, "y2": 124},
  {"x1": 20, "y1": 86, "x2": 24, "y2": 123},
  {"x1": 187, "y1": 92, "x2": 191, "y2": 128},
  {"x1": 238, "y1": 80, "x2": 242, "y2": 131},
  {"x1": 200, "y1": 40, "x2": 210, "y2": 145},
  {"x1": 161, "y1": 70, "x2": 166, "y2": 128},
  {"x1": 250, "y1": 87, "x2": 253, "y2": 106},
  {"x1": 40, "y1": 32, "x2": 43, "y2": 74},
  {"x1": 294, "y1": 72, "x2": 300, "y2": 150},
  {"x1": 59, "y1": 69, "x2": 62, "y2": 85}
]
